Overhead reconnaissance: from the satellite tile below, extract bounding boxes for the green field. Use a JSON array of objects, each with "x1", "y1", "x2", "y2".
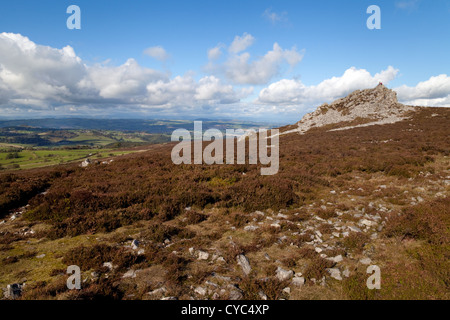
[{"x1": 0, "y1": 148, "x2": 137, "y2": 170}]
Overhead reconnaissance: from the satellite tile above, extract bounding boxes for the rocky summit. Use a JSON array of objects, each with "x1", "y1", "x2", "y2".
[{"x1": 295, "y1": 84, "x2": 416, "y2": 134}]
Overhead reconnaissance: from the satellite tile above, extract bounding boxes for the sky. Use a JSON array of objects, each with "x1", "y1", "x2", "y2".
[{"x1": 0, "y1": 0, "x2": 449, "y2": 123}]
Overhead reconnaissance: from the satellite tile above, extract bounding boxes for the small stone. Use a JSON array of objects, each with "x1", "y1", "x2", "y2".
[
  {"x1": 194, "y1": 286, "x2": 207, "y2": 296},
  {"x1": 360, "y1": 219, "x2": 375, "y2": 227},
  {"x1": 282, "y1": 287, "x2": 291, "y2": 294},
  {"x1": 270, "y1": 223, "x2": 281, "y2": 228},
  {"x1": 343, "y1": 269, "x2": 350, "y2": 278},
  {"x1": 348, "y1": 226, "x2": 362, "y2": 233},
  {"x1": 328, "y1": 255, "x2": 343, "y2": 263},
  {"x1": 197, "y1": 251, "x2": 209, "y2": 261},
  {"x1": 122, "y1": 269, "x2": 137, "y2": 279},
  {"x1": 292, "y1": 276, "x2": 305, "y2": 287},
  {"x1": 276, "y1": 267, "x2": 294, "y2": 281},
  {"x1": 258, "y1": 291, "x2": 268, "y2": 300},
  {"x1": 236, "y1": 254, "x2": 252, "y2": 276},
  {"x1": 161, "y1": 296, "x2": 178, "y2": 300},
  {"x1": 148, "y1": 287, "x2": 167, "y2": 296},
  {"x1": 103, "y1": 262, "x2": 114, "y2": 270},
  {"x1": 327, "y1": 268, "x2": 342, "y2": 281},
  {"x1": 315, "y1": 247, "x2": 323, "y2": 253},
  {"x1": 360, "y1": 257, "x2": 372, "y2": 265},
  {"x1": 36, "y1": 254, "x2": 46, "y2": 259},
  {"x1": 244, "y1": 225, "x2": 259, "y2": 231}
]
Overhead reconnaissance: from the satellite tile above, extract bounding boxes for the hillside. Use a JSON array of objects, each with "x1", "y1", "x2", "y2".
[{"x1": 0, "y1": 94, "x2": 448, "y2": 300}]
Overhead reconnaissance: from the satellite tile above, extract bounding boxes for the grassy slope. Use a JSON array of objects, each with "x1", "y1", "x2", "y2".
[{"x1": 0, "y1": 108, "x2": 448, "y2": 300}]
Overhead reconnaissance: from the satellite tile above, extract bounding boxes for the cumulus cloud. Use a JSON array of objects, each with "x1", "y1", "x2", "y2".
[
  {"x1": 144, "y1": 46, "x2": 170, "y2": 61},
  {"x1": 258, "y1": 66, "x2": 399, "y2": 107},
  {"x1": 0, "y1": 33, "x2": 252, "y2": 117},
  {"x1": 229, "y1": 33, "x2": 255, "y2": 54},
  {"x1": 395, "y1": 74, "x2": 450, "y2": 107},
  {"x1": 225, "y1": 43, "x2": 304, "y2": 85},
  {"x1": 0, "y1": 32, "x2": 87, "y2": 105}
]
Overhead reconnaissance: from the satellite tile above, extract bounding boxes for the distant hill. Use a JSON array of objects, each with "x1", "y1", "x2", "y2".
[{"x1": 0, "y1": 118, "x2": 278, "y2": 133}]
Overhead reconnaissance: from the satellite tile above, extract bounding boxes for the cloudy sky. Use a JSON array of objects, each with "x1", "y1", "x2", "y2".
[{"x1": 0, "y1": 0, "x2": 449, "y2": 123}]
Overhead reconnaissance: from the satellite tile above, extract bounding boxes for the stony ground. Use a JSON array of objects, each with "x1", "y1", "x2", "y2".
[{"x1": 1, "y1": 153, "x2": 448, "y2": 300}]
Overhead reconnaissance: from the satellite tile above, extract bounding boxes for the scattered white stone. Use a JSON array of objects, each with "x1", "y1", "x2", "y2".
[
  {"x1": 197, "y1": 251, "x2": 209, "y2": 261},
  {"x1": 282, "y1": 287, "x2": 291, "y2": 294},
  {"x1": 348, "y1": 226, "x2": 362, "y2": 233},
  {"x1": 328, "y1": 255, "x2": 343, "y2": 263},
  {"x1": 276, "y1": 267, "x2": 294, "y2": 281},
  {"x1": 236, "y1": 254, "x2": 252, "y2": 276},
  {"x1": 343, "y1": 269, "x2": 350, "y2": 278},
  {"x1": 270, "y1": 223, "x2": 281, "y2": 228},
  {"x1": 258, "y1": 291, "x2": 268, "y2": 300},
  {"x1": 327, "y1": 268, "x2": 342, "y2": 281},
  {"x1": 244, "y1": 225, "x2": 259, "y2": 232},
  {"x1": 292, "y1": 276, "x2": 305, "y2": 287},
  {"x1": 216, "y1": 257, "x2": 226, "y2": 263},
  {"x1": 188, "y1": 247, "x2": 195, "y2": 255},
  {"x1": 122, "y1": 269, "x2": 137, "y2": 279},
  {"x1": 194, "y1": 286, "x2": 207, "y2": 296},
  {"x1": 103, "y1": 262, "x2": 114, "y2": 270},
  {"x1": 360, "y1": 258, "x2": 372, "y2": 265},
  {"x1": 360, "y1": 219, "x2": 375, "y2": 227},
  {"x1": 148, "y1": 287, "x2": 167, "y2": 296},
  {"x1": 315, "y1": 247, "x2": 323, "y2": 253},
  {"x1": 36, "y1": 254, "x2": 46, "y2": 259}
]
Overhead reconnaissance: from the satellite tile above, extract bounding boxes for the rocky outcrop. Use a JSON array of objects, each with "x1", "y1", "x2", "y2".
[{"x1": 296, "y1": 84, "x2": 415, "y2": 134}]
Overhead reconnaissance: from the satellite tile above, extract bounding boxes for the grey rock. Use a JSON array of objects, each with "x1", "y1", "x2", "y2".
[
  {"x1": 194, "y1": 286, "x2": 207, "y2": 296},
  {"x1": 197, "y1": 250, "x2": 209, "y2": 261},
  {"x1": 327, "y1": 268, "x2": 342, "y2": 281},
  {"x1": 236, "y1": 254, "x2": 252, "y2": 276},
  {"x1": 276, "y1": 267, "x2": 294, "y2": 282},
  {"x1": 292, "y1": 276, "x2": 305, "y2": 287}
]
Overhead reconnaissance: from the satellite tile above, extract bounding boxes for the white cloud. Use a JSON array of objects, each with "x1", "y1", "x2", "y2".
[
  {"x1": 208, "y1": 45, "x2": 223, "y2": 60},
  {"x1": 79, "y1": 58, "x2": 166, "y2": 101},
  {"x1": 224, "y1": 43, "x2": 304, "y2": 85},
  {"x1": 263, "y1": 8, "x2": 288, "y2": 24},
  {"x1": 0, "y1": 33, "x2": 251, "y2": 118},
  {"x1": 395, "y1": 74, "x2": 450, "y2": 107},
  {"x1": 395, "y1": 0, "x2": 420, "y2": 10},
  {"x1": 258, "y1": 66, "x2": 399, "y2": 106},
  {"x1": 144, "y1": 46, "x2": 170, "y2": 61},
  {"x1": 229, "y1": 33, "x2": 255, "y2": 54}
]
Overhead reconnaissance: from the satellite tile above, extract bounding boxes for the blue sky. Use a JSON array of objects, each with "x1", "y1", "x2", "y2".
[{"x1": 0, "y1": 0, "x2": 449, "y2": 123}]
